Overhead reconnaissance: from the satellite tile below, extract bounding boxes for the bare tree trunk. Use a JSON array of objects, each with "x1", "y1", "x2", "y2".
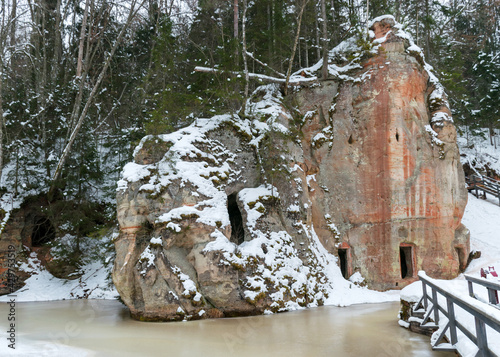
[
  {"x1": 233, "y1": 0, "x2": 239, "y2": 64},
  {"x1": 0, "y1": 0, "x2": 16, "y2": 177},
  {"x1": 304, "y1": 25, "x2": 309, "y2": 68},
  {"x1": 77, "y1": 0, "x2": 90, "y2": 78},
  {"x1": 10, "y1": 0, "x2": 16, "y2": 47},
  {"x1": 0, "y1": 63, "x2": 3, "y2": 177},
  {"x1": 415, "y1": 7, "x2": 419, "y2": 46},
  {"x1": 298, "y1": 34, "x2": 301, "y2": 68},
  {"x1": 424, "y1": 0, "x2": 430, "y2": 60},
  {"x1": 490, "y1": 122, "x2": 494, "y2": 146},
  {"x1": 284, "y1": 0, "x2": 309, "y2": 95},
  {"x1": 320, "y1": 0, "x2": 328, "y2": 79},
  {"x1": 366, "y1": 0, "x2": 369, "y2": 25},
  {"x1": 272, "y1": 2, "x2": 276, "y2": 67},
  {"x1": 315, "y1": 17, "x2": 321, "y2": 61},
  {"x1": 267, "y1": 3, "x2": 272, "y2": 66},
  {"x1": 38, "y1": 2, "x2": 50, "y2": 178},
  {"x1": 68, "y1": 0, "x2": 95, "y2": 139},
  {"x1": 53, "y1": 0, "x2": 62, "y2": 67},
  {"x1": 241, "y1": 0, "x2": 249, "y2": 111}
]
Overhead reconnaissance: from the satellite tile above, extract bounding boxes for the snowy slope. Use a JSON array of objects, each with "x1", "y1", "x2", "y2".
[
  {"x1": 0, "y1": 234, "x2": 118, "y2": 302},
  {"x1": 458, "y1": 128, "x2": 500, "y2": 176}
]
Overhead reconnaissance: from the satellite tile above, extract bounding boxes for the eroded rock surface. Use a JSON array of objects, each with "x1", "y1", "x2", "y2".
[{"x1": 113, "y1": 16, "x2": 469, "y2": 321}]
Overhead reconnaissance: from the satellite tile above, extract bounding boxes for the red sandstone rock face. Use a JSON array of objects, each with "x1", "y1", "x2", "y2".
[
  {"x1": 297, "y1": 25, "x2": 469, "y2": 290},
  {"x1": 111, "y1": 18, "x2": 469, "y2": 321}
]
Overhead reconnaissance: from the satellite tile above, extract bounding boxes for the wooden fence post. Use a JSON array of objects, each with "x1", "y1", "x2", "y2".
[
  {"x1": 475, "y1": 317, "x2": 489, "y2": 357},
  {"x1": 422, "y1": 281, "x2": 428, "y2": 309},
  {"x1": 487, "y1": 287, "x2": 499, "y2": 305},
  {"x1": 432, "y1": 289, "x2": 439, "y2": 324},
  {"x1": 468, "y1": 280, "x2": 475, "y2": 297},
  {"x1": 446, "y1": 297, "x2": 458, "y2": 345}
]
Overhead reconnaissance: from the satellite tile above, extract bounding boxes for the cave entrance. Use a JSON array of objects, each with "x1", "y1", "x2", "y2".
[
  {"x1": 228, "y1": 193, "x2": 244, "y2": 245},
  {"x1": 31, "y1": 216, "x2": 56, "y2": 247},
  {"x1": 400, "y1": 244, "x2": 414, "y2": 279},
  {"x1": 338, "y1": 248, "x2": 348, "y2": 279},
  {"x1": 337, "y1": 243, "x2": 351, "y2": 279}
]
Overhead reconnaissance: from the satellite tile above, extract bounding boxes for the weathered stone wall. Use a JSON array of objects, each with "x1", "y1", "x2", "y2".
[
  {"x1": 0, "y1": 208, "x2": 38, "y2": 294},
  {"x1": 0, "y1": 200, "x2": 79, "y2": 294}
]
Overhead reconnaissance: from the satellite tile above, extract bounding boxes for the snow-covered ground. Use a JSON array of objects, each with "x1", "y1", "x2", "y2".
[
  {"x1": 0, "y1": 234, "x2": 118, "y2": 302},
  {"x1": 458, "y1": 128, "x2": 500, "y2": 176}
]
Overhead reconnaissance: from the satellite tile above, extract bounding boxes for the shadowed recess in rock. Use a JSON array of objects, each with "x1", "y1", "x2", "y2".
[
  {"x1": 338, "y1": 248, "x2": 348, "y2": 279},
  {"x1": 31, "y1": 216, "x2": 56, "y2": 247},
  {"x1": 400, "y1": 245, "x2": 414, "y2": 279},
  {"x1": 228, "y1": 193, "x2": 245, "y2": 245}
]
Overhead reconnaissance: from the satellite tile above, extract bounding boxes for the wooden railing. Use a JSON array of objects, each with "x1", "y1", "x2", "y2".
[
  {"x1": 415, "y1": 272, "x2": 500, "y2": 356},
  {"x1": 465, "y1": 274, "x2": 500, "y2": 307},
  {"x1": 467, "y1": 175, "x2": 500, "y2": 206}
]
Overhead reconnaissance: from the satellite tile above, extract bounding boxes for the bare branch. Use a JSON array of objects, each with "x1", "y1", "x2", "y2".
[
  {"x1": 194, "y1": 66, "x2": 317, "y2": 86},
  {"x1": 245, "y1": 51, "x2": 285, "y2": 78}
]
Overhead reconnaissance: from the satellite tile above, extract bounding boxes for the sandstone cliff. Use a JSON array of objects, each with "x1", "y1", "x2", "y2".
[{"x1": 112, "y1": 16, "x2": 469, "y2": 321}]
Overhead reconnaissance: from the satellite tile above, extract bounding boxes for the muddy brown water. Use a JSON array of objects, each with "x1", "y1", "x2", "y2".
[{"x1": 0, "y1": 300, "x2": 454, "y2": 356}]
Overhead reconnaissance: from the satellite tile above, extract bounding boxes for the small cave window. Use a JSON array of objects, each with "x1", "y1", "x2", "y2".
[
  {"x1": 455, "y1": 246, "x2": 467, "y2": 273},
  {"x1": 228, "y1": 193, "x2": 244, "y2": 245},
  {"x1": 348, "y1": 135, "x2": 354, "y2": 144},
  {"x1": 31, "y1": 216, "x2": 56, "y2": 247},
  {"x1": 400, "y1": 245, "x2": 414, "y2": 279},
  {"x1": 395, "y1": 130, "x2": 400, "y2": 142},
  {"x1": 338, "y1": 248, "x2": 349, "y2": 279}
]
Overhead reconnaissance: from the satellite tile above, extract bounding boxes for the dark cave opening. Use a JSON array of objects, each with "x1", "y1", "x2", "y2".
[
  {"x1": 338, "y1": 248, "x2": 348, "y2": 279},
  {"x1": 400, "y1": 245, "x2": 414, "y2": 279},
  {"x1": 228, "y1": 193, "x2": 244, "y2": 245},
  {"x1": 31, "y1": 216, "x2": 56, "y2": 247}
]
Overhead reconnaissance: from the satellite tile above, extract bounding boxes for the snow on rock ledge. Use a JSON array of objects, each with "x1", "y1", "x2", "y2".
[{"x1": 112, "y1": 16, "x2": 469, "y2": 321}]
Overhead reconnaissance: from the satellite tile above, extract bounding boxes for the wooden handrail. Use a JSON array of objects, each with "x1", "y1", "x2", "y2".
[
  {"x1": 465, "y1": 274, "x2": 500, "y2": 306},
  {"x1": 465, "y1": 275, "x2": 500, "y2": 292},
  {"x1": 417, "y1": 271, "x2": 500, "y2": 356},
  {"x1": 466, "y1": 175, "x2": 500, "y2": 206}
]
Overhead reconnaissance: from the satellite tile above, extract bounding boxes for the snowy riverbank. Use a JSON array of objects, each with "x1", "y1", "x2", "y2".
[{"x1": 3, "y1": 192, "x2": 498, "y2": 309}]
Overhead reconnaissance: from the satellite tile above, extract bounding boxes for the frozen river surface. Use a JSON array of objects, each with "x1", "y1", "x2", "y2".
[{"x1": 0, "y1": 300, "x2": 454, "y2": 356}]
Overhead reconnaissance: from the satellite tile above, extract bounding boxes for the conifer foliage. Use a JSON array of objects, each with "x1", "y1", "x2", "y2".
[{"x1": 0, "y1": 0, "x2": 498, "y2": 242}]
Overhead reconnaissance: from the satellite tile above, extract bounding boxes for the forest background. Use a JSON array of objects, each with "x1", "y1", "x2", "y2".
[{"x1": 0, "y1": 0, "x2": 498, "y2": 256}]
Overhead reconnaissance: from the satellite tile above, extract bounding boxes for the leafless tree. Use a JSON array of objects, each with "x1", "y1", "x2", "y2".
[
  {"x1": 284, "y1": 0, "x2": 310, "y2": 95},
  {"x1": 50, "y1": 0, "x2": 148, "y2": 197}
]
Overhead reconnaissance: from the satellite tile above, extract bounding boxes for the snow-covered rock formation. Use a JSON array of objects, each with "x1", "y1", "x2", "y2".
[{"x1": 112, "y1": 16, "x2": 469, "y2": 321}]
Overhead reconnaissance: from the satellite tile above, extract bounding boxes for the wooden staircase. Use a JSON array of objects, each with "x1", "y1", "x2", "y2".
[{"x1": 466, "y1": 175, "x2": 500, "y2": 206}]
